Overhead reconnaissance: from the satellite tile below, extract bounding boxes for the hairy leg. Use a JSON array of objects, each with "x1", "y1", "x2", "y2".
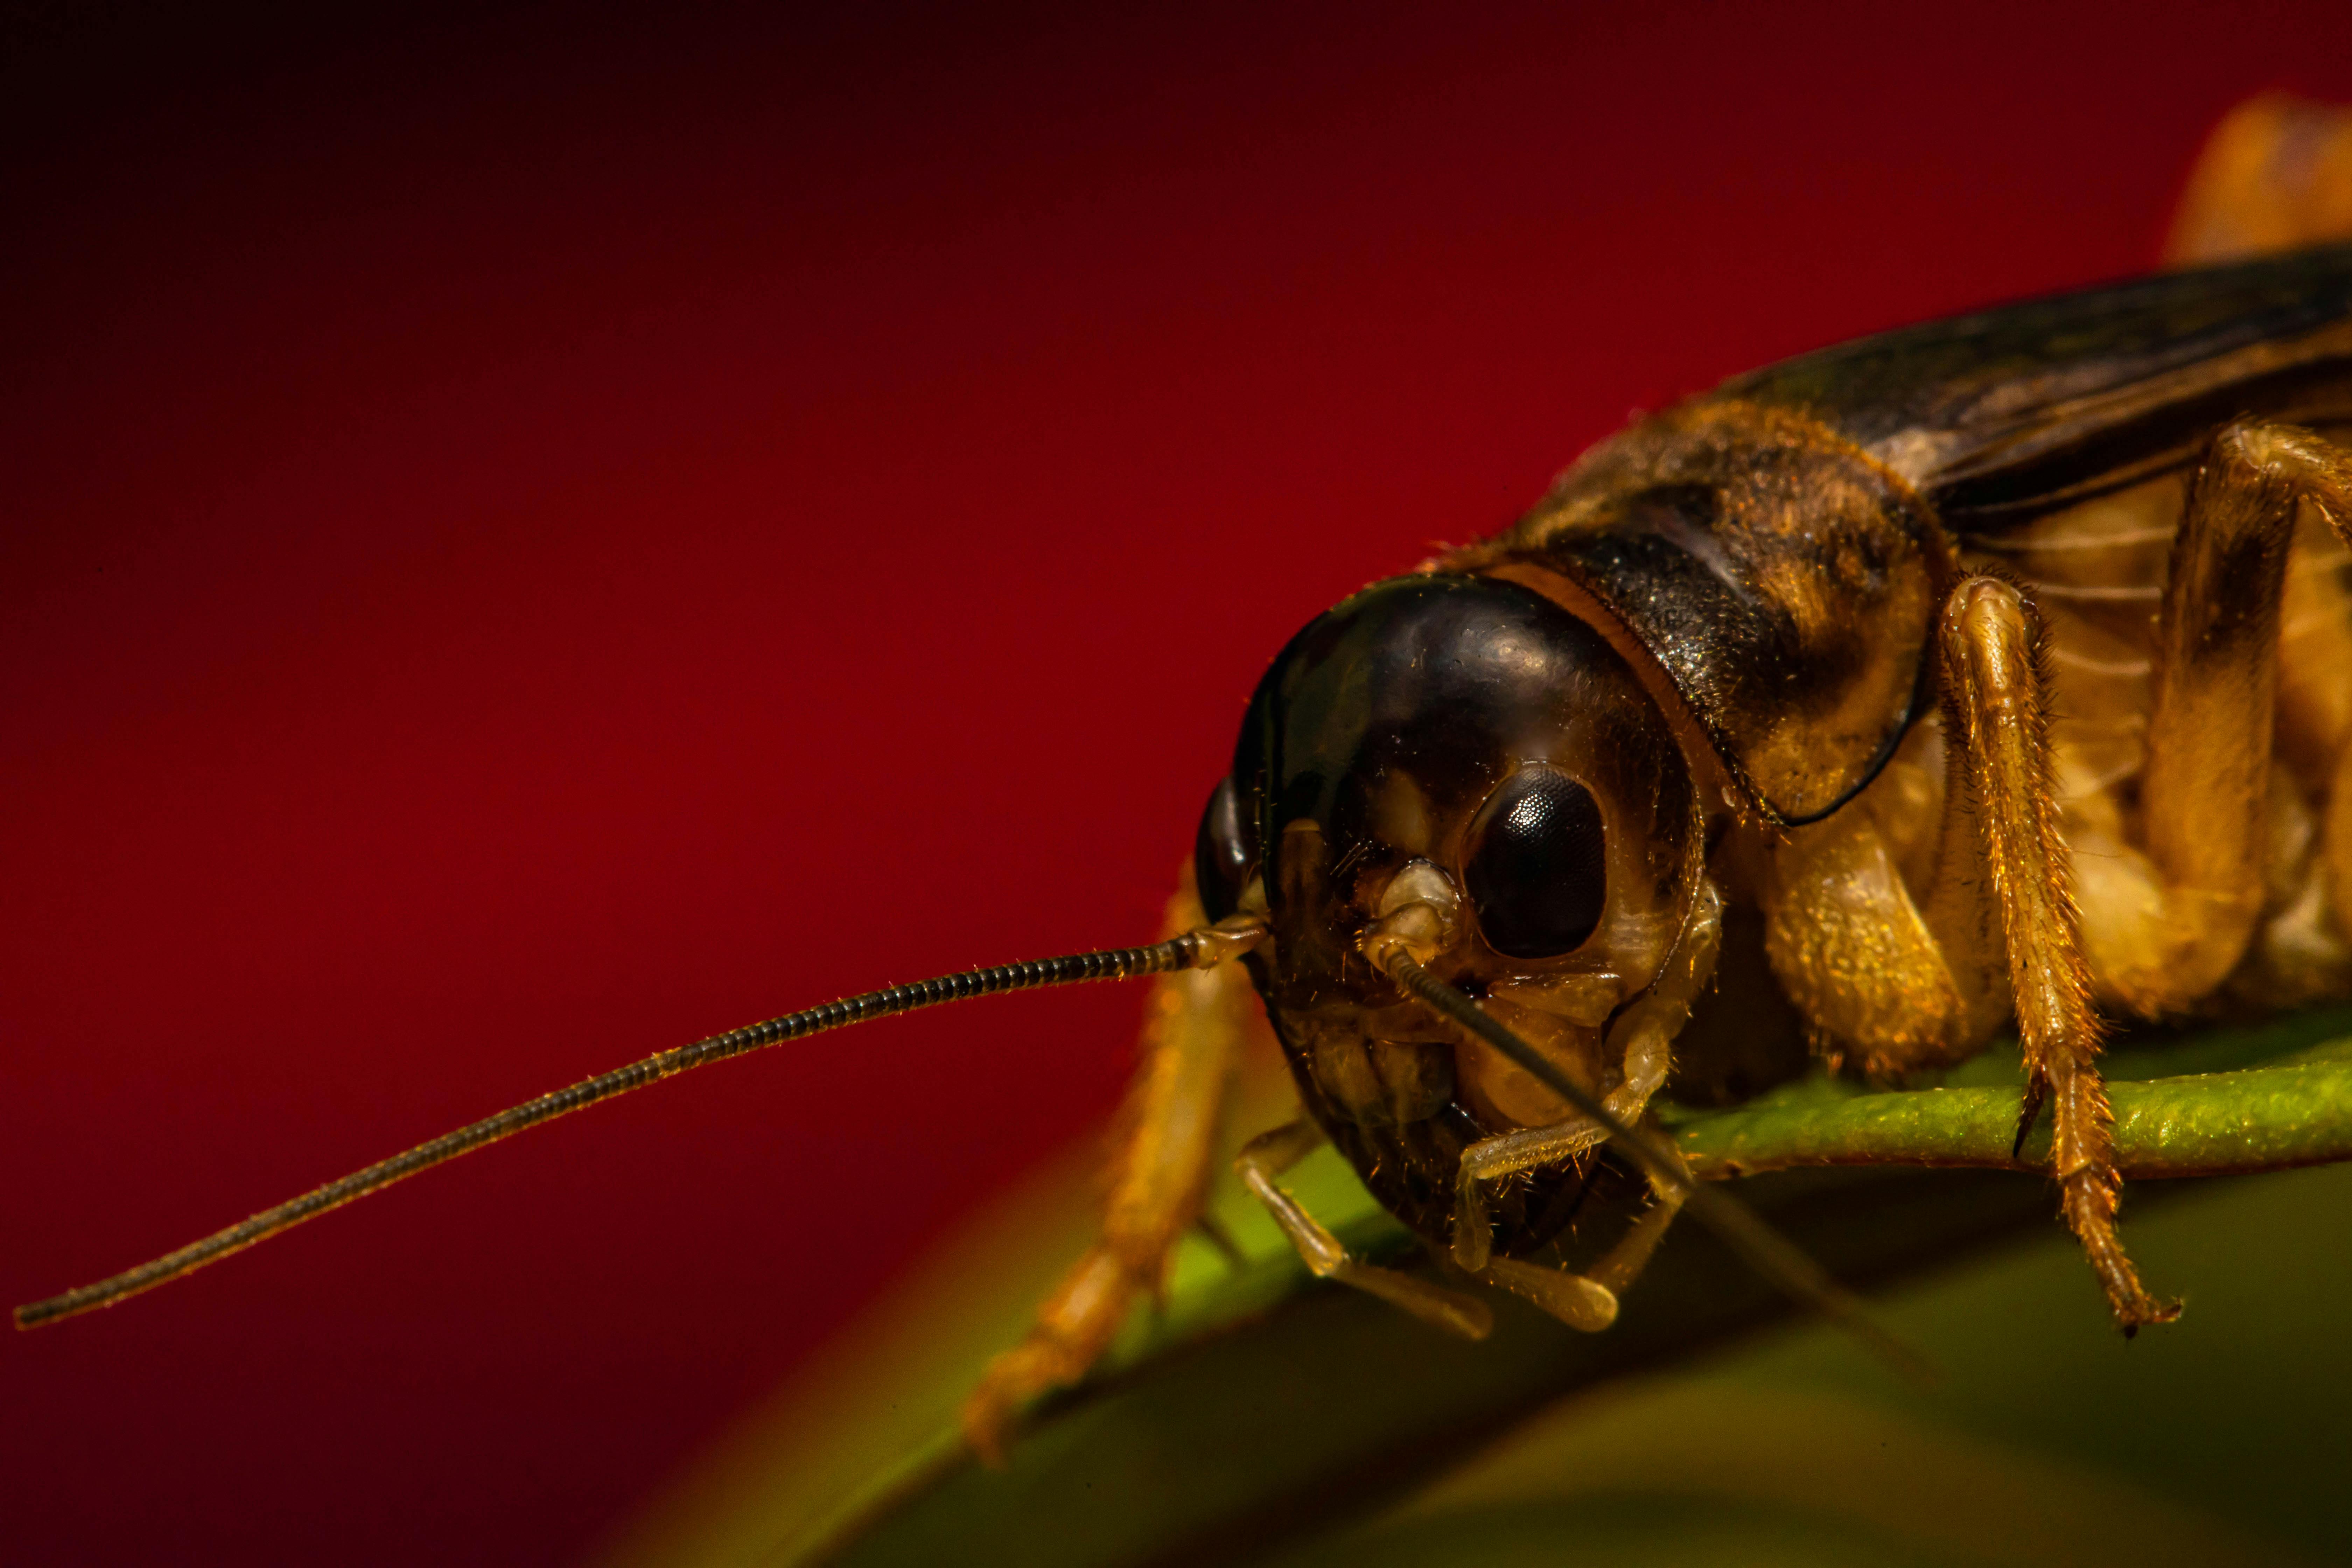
[{"x1": 1939, "y1": 577, "x2": 2177, "y2": 1330}]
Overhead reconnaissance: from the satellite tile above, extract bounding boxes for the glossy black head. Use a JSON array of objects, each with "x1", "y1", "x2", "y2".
[
  {"x1": 1195, "y1": 574, "x2": 1701, "y2": 1249},
  {"x1": 1209, "y1": 573, "x2": 1698, "y2": 988}
]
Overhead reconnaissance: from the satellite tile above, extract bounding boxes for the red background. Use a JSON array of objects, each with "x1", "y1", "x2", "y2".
[{"x1": 9, "y1": 4, "x2": 2352, "y2": 1562}]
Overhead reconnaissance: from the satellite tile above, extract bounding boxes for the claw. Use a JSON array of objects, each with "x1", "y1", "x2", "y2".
[{"x1": 2012, "y1": 1071, "x2": 2050, "y2": 1158}]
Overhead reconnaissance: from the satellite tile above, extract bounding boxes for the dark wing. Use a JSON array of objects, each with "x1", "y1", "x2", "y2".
[
  {"x1": 1480, "y1": 246, "x2": 2352, "y2": 826},
  {"x1": 1718, "y1": 241, "x2": 2352, "y2": 526}
]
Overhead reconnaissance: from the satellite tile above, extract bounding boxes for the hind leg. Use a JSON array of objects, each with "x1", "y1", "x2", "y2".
[
  {"x1": 2167, "y1": 94, "x2": 2352, "y2": 264},
  {"x1": 2071, "y1": 424, "x2": 2352, "y2": 1018}
]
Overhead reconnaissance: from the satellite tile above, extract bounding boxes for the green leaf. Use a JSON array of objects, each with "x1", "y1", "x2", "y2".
[
  {"x1": 1676, "y1": 1021, "x2": 2352, "y2": 1179},
  {"x1": 600, "y1": 1007, "x2": 2352, "y2": 1568}
]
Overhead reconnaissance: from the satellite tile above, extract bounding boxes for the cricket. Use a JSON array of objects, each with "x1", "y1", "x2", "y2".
[{"x1": 22, "y1": 92, "x2": 2352, "y2": 1474}]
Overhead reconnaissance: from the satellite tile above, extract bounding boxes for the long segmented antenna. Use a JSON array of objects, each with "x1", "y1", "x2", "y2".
[
  {"x1": 16, "y1": 921, "x2": 1264, "y2": 1329},
  {"x1": 1382, "y1": 951, "x2": 1930, "y2": 1381}
]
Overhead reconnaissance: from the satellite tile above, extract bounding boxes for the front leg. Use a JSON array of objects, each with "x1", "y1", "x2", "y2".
[
  {"x1": 1460, "y1": 1129, "x2": 1698, "y2": 1335},
  {"x1": 960, "y1": 880, "x2": 1254, "y2": 1464},
  {"x1": 1235, "y1": 1119, "x2": 1494, "y2": 1339}
]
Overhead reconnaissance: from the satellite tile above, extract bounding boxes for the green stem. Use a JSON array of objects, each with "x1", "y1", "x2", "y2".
[{"x1": 1680, "y1": 1060, "x2": 2352, "y2": 1181}]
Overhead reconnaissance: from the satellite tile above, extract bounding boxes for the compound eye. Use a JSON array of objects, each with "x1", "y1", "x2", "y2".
[{"x1": 1463, "y1": 765, "x2": 1606, "y2": 958}]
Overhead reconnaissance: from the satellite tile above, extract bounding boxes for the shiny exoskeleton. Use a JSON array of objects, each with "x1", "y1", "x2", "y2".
[
  {"x1": 1192, "y1": 241, "x2": 2352, "y2": 1263},
  {"x1": 960, "y1": 97, "x2": 2352, "y2": 1462},
  {"x1": 1196, "y1": 576, "x2": 1702, "y2": 1255}
]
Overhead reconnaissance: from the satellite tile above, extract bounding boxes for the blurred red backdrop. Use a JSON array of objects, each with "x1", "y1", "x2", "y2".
[{"x1": 9, "y1": 3, "x2": 2352, "y2": 1562}]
